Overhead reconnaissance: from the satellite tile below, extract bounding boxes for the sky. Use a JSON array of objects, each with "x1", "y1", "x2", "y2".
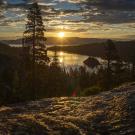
[{"x1": 0, "y1": 0, "x2": 135, "y2": 40}]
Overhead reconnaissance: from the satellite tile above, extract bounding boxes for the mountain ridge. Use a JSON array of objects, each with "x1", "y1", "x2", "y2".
[{"x1": 1, "y1": 37, "x2": 112, "y2": 46}]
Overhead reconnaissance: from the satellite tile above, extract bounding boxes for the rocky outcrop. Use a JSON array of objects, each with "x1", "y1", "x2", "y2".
[{"x1": 0, "y1": 83, "x2": 135, "y2": 135}]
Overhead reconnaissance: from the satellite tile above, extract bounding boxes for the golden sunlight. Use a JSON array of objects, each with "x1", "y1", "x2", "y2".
[
  {"x1": 58, "y1": 32, "x2": 65, "y2": 38},
  {"x1": 59, "y1": 57, "x2": 63, "y2": 63},
  {"x1": 60, "y1": 52, "x2": 64, "y2": 56}
]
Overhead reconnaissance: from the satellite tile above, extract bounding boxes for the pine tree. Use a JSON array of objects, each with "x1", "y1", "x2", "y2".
[
  {"x1": 105, "y1": 40, "x2": 118, "y2": 70},
  {"x1": 22, "y1": 2, "x2": 49, "y2": 67},
  {"x1": 22, "y1": 2, "x2": 49, "y2": 99},
  {"x1": 105, "y1": 39, "x2": 119, "y2": 88},
  {"x1": 51, "y1": 46, "x2": 59, "y2": 67}
]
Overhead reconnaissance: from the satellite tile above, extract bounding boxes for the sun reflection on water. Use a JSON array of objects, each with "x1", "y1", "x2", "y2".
[
  {"x1": 59, "y1": 57, "x2": 63, "y2": 63},
  {"x1": 48, "y1": 51, "x2": 88, "y2": 66}
]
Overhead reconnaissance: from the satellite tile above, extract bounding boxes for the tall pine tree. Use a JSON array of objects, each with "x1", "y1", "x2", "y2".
[
  {"x1": 22, "y1": 2, "x2": 49, "y2": 67},
  {"x1": 22, "y1": 2, "x2": 49, "y2": 99},
  {"x1": 105, "y1": 39, "x2": 119, "y2": 88}
]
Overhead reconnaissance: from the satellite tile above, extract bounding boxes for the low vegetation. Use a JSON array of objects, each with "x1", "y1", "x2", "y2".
[{"x1": 0, "y1": 83, "x2": 135, "y2": 134}]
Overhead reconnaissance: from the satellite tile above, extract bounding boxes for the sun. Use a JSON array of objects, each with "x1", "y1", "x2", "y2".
[{"x1": 58, "y1": 32, "x2": 65, "y2": 38}]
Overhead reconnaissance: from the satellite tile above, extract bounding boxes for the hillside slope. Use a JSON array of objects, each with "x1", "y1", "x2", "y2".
[{"x1": 0, "y1": 83, "x2": 135, "y2": 135}]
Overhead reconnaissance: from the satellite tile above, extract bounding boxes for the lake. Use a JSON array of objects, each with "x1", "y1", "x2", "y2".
[
  {"x1": 48, "y1": 51, "x2": 88, "y2": 67},
  {"x1": 48, "y1": 51, "x2": 106, "y2": 72},
  {"x1": 10, "y1": 44, "x2": 106, "y2": 71}
]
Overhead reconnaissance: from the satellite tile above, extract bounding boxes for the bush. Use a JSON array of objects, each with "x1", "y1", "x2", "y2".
[{"x1": 81, "y1": 86, "x2": 103, "y2": 96}]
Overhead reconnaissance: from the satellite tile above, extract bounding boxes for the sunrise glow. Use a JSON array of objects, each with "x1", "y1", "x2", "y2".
[{"x1": 58, "y1": 32, "x2": 65, "y2": 38}]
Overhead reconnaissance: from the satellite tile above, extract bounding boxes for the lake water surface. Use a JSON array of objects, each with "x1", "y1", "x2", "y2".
[
  {"x1": 48, "y1": 51, "x2": 88, "y2": 67},
  {"x1": 10, "y1": 44, "x2": 106, "y2": 70},
  {"x1": 48, "y1": 51, "x2": 106, "y2": 72}
]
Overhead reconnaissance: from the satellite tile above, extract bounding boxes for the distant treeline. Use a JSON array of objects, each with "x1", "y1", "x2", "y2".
[{"x1": 49, "y1": 40, "x2": 135, "y2": 61}]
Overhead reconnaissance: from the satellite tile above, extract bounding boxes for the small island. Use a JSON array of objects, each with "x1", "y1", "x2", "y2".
[{"x1": 84, "y1": 57, "x2": 100, "y2": 68}]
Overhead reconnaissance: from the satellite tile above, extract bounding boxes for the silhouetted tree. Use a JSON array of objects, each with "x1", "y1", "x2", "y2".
[
  {"x1": 51, "y1": 46, "x2": 59, "y2": 67},
  {"x1": 22, "y1": 2, "x2": 49, "y2": 66},
  {"x1": 79, "y1": 66, "x2": 90, "y2": 89},
  {"x1": 22, "y1": 2, "x2": 49, "y2": 98},
  {"x1": 105, "y1": 39, "x2": 119, "y2": 88}
]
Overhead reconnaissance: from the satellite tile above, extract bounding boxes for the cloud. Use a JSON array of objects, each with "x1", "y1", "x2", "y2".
[
  {"x1": 78, "y1": 0, "x2": 135, "y2": 24},
  {"x1": 84, "y1": 0, "x2": 135, "y2": 10},
  {"x1": 0, "y1": 0, "x2": 135, "y2": 39}
]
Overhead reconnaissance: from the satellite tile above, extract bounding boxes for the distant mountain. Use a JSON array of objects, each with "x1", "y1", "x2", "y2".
[
  {"x1": 1, "y1": 37, "x2": 106, "y2": 46},
  {"x1": 0, "y1": 41, "x2": 9, "y2": 46},
  {"x1": 49, "y1": 40, "x2": 135, "y2": 61},
  {"x1": 0, "y1": 41, "x2": 21, "y2": 57},
  {"x1": 1, "y1": 39, "x2": 22, "y2": 46}
]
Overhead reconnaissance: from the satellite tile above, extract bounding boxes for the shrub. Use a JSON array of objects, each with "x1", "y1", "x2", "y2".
[{"x1": 81, "y1": 86, "x2": 103, "y2": 96}]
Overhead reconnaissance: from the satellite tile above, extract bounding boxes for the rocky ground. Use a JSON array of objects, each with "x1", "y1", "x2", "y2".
[{"x1": 0, "y1": 83, "x2": 135, "y2": 135}]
